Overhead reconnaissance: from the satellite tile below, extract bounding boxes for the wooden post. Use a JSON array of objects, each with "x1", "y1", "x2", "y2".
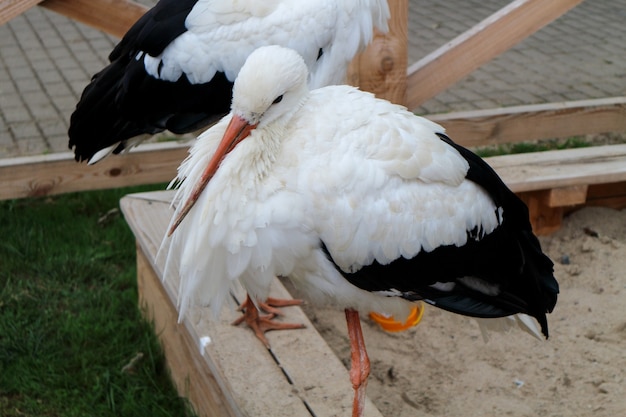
[{"x1": 347, "y1": 0, "x2": 408, "y2": 105}]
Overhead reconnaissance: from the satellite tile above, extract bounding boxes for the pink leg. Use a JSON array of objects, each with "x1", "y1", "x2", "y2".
[
  {"x1": 345, "y1": 308, "x2": 370, "y2": 417},
  {"x1": 232, "y1": 295, "x2": 305, "y2": 348},
  {"x1": 239, "y1": 296, "x2": 304, "y2": 317}
]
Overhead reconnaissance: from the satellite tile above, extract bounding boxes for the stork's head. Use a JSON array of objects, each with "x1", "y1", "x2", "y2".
[
  {"x1": 232, "y1": 45, "x2": 309, "y2": 126},
  {"x1": 168, "y1": 46, "x2": 310, "y2": 236}
]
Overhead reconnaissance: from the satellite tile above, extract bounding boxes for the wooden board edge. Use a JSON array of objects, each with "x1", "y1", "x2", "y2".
[
  {"x1": 429, "y1": 97, "x2": 626, "y2": 147},
  {"x1": 137, "y1": 245, "x2": 243, "y2": 417},
  {"x1": 0, "y1": 142, "x2": 189, "y2": 200},
  {"x1": 485, "y1": 144, "x2": 626, "y2": 193}
]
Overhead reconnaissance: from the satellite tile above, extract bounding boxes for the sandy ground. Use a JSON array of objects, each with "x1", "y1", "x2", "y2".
[{"x1": 291, "y1": 206, "x2": 626, "y2": 417}]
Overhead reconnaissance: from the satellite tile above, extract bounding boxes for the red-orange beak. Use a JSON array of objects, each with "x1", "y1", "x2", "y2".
[{"x1": 167, "y1": 115, "x2": 258, "y2": 236}]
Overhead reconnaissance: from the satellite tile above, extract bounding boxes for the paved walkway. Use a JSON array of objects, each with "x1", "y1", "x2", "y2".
[{"x1": 1, "y1": 0, "x2": 625, "y2": 158}]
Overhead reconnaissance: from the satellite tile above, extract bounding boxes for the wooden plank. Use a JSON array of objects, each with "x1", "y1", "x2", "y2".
[
  {"x1": 406, "y1": 0, "x2": 584, "y2": 109},
  {"x1": 120, "y1": 192, "x2": 384, "y2": 417},
  {"x1": 0, "y1": 141, "x2": 189, "y2": 200},
  {"x1": 545, "y1": 185, "x2": 588, "y2": 208},
  {"x1": 5, "y1": 141, "x2": 626, "y2": 209},
  {"x1": 519, "y1": 184, "x2": 587, "y2": 235},
  {"x1": 0, "y1": 0, "x2": 44, "y2": 25},
  {"x1": 585, "y1": 181, "x2": 626, "y2": 210},
  {"x1": 485, "y1": 144, "x2": 626, "y2": 193},
  {"x1": 39, "y1": 0, "x2": 148, "y2": 38},
  {"x1": 519, "y1": 191, "x2": 564, "y2": 235},
  {"x1": 430, "y1": 97, "x2": 626, "y2": 148},
  {"x1": 347, "y1": 0, "x2": 408, "y2": 105}
]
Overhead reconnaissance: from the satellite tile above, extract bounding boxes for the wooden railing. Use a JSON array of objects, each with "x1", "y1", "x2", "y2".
[{"x1": 2, "y1": 0, "x2": 625, "y2": 233}]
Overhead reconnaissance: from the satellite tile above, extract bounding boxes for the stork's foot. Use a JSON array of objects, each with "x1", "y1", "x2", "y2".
[{"x1": 233, "y1": 295, "x2": 305, "y2": 348}]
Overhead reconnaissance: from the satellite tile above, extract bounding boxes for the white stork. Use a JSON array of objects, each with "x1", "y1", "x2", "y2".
[
  {"x1": 163, "y1": 46, "x2": 559, "y2": 417},
  {"x1": 68, "y1": 0, "x2": 389, "y2": 163}
]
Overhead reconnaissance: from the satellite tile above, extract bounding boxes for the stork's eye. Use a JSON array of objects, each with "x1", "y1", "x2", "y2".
[{"x1": 272, "y1": 95, "x2": 283, "y2": 104}]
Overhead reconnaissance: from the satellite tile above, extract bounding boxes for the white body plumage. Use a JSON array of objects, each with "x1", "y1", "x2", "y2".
[
  {"x1": 144, "y1": 0, "x2": 389, "y2": 88},
  {"x1": 162, "y1": 46, "x2": 557, "y2": 417},
  {"x1": 164, "y1": 59, "x2": 502, "y2": 324}
]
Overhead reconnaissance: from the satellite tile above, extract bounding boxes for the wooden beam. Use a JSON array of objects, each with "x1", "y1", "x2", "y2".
[
  {"x1": 0, "y1": 0, "x2": 44, "y2": 25},
  {"x1": 39, "y1": 0, "x2": 148, "y2": 38},
  {"x1": 347, "y1": 0, "x2": 408, "y2": 105},
  {"x1": 0, "y1": 142, "x2": 188, "y2": 200},
  {"x1": 485, "y1": 143, "x2": 626, "y2": 193},
  {"x1": 518, "y1": 191, "x2": 564, "y2": 235},
  {"x1": 518, "y1": 184, "x2": 589, "y2": 235},
  {"x1": 586, "y1": 181, "x2": 626, "y2": 210},
  {"x1": 545, "y1": 185, "x2": 588, "y2": 208},
  {"x1": 406, "y1": 0, "x2": 584, "y2": 109},
  {"x1": 429, "y1": 97, "x2": 626, "y2": 148}
]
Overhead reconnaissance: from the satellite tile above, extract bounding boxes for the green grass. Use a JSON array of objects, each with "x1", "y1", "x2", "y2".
[
  {"x1": 0, "y1": 184, "x2": 196, "y2": 417},
  {"x1": 473, "y1": 136, "x2": 593, "y2": 158}
]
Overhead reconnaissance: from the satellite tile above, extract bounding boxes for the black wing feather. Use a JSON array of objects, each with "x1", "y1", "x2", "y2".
[
  {"x1": 110, "y1": 0, "x2": 197, "y2": 61},
  {"x1": 68, "y1": 0, "x2": 234, "y2": 162}
]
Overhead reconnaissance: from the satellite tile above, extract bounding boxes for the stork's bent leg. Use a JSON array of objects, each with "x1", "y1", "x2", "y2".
[
  {"x1": 345, "y1": 308, "x2": 370, "y2": 417},
  {"x1": 233, "y1": 295, "x2": 305, "y2": 348}
]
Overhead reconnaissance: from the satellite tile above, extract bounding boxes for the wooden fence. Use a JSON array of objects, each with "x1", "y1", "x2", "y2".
[{"x1": 1, "y1": 0, "x2": 626, "y2": 233}]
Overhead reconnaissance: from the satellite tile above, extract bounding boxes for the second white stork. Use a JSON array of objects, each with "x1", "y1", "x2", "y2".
[
  {"x1": 164, "y1": 46, "x2": 559, "y2": 417},
  {"x1": 68, "y1": 0, "x2": 389, "y2": 163}
]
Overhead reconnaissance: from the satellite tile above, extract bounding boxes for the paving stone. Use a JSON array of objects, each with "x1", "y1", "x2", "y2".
[
  {"x1": 46, "y1": 134, "x2": 71, "y2": 153},
  {"x1": 10, "y1": 121, "x2": 40, "y2": 139},
  {"x1": 3, "y1": 105, "x2": 31, "y2": 123},
  {"x1": 43, "y1": 82, "x2": 72, "y2": 97},
  {"x1": 28, "y1": 102, "x2": 60, "y2": 120},
  {"x1": 51, "y1": 95, "x2": 79, "y2": 114},
  {"x1": 0, "y1": 0, "x2": 624, "y2": 159},
  {"x1": 37, "y1": 119, "x2": 68, "y2": 138},
  {"x1": 14, "y1": 78, "x2": 42, "y2": 93},
  {"x1": 0, "y1": 77, "x2": 18, "y2": 97},
  {"x1": 16, "y1": 136, "x2": 49, "y2": 155}
]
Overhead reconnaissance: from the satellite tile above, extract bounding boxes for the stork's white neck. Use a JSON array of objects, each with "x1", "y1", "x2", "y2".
[{"x1": 236, "y1": 125, "x2": 285, "y2": 186}]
